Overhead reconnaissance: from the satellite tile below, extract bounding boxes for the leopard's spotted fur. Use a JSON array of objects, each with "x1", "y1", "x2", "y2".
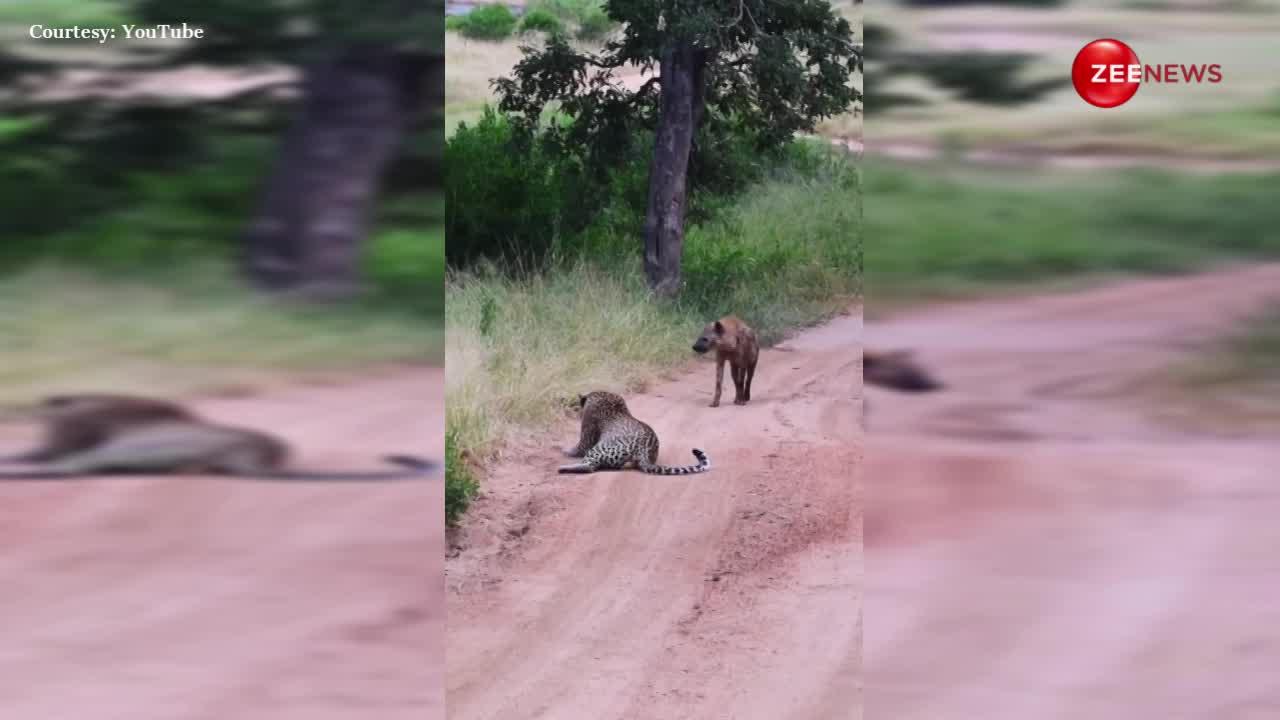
[{"x1": 558, "y1": 391, "x2": 710, "y2": 475}]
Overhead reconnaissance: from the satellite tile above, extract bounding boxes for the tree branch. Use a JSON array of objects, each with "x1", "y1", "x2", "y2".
[{"x1": 629, "y1": 75, "x2": 660, "y2": 101}]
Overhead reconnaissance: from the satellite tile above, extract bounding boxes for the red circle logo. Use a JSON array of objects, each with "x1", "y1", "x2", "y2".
[{"x1": 1072, "y1": 39, "x2": 1140, "y2": 108}]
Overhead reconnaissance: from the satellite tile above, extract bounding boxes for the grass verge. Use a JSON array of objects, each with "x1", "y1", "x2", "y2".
[
  {"x1": 866, "y1": 158, "x2": 1280, "y2": 306},
  {"x1": 0, "y1": 263, "x2": 442, "y2": 405},
  {"x1": 445, "y1": 423, "x2": 479, "y2": 526},
  {"x1": 900, "y1": 102, "x2": 1280, "y2": 162}
]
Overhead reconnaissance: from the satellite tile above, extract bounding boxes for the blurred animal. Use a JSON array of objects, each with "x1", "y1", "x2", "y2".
[
  {"x1": 864, "y1": 350, "x2": 943, "y2": 392},
  {"x1": 0, "y1": 394, "x2": 435, "y2": 480},
  {"x1": 692, "y1": 315, "x2": 759, "y2": 407},
  {"x1": 559, "y1": 391, "x2": 709, "y2": 475}
]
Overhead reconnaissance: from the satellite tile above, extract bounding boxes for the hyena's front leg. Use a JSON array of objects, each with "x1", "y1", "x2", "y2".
[{"x1": 711, "y1": 356, "x2": 726, "y2": 407}]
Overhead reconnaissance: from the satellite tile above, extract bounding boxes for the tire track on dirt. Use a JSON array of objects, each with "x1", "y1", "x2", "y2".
[{"x1": 447, "y1": 310, "x2": 860, "y2": 720}]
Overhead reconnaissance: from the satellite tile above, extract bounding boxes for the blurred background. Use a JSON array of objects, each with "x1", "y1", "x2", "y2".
[
  {"x1": 0, "y1": 0, "x2": 445, "y2": 401},
  {"x1": 0, "y1": 3, "x2": 446, "y2": 718},
  {"x1": 864, "y1": 0, "x2": 1280, "y2": 717}
]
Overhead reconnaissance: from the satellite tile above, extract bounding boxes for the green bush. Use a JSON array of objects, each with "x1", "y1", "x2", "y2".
[
  {"x1": 445, "y1": 107, "x2": 809, "y2": 269},
  {"x1": 519, "y1": 8, "x2": 563, "y2": 35},
  {"x1": 866, "y1": 159, "x2": 1280, "y2": 302},
  {"x1": 445, "y1": 14, "x2": 469, "y2": 32},
  {"x1": 445, "y1": 109, "x2": 565, "y2": 267},
  {"x1": 0, "y1": 124, "x2": 444, "y2": 316},
  {"x1": 446, "y1": 106, "x2": 660, "y2": 268},
  {"x1": 446, "y1": 118, "x2": 859, "y2": 310},
  {"x1": 458, "y1": 4, "x2": 518, "y2": 40}
]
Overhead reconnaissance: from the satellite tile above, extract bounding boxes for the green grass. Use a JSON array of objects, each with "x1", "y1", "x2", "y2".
[
  {"x1": 0, "y1": 0, "x2": 129, "y2": 27},
  {"x1": 525, "y1": 0, "x2": 604, "y2": 23},
  {"x1": 677, "y1": 157, "x2": 862, "y2": 342},
  {"x1": 445, "y1": 423, "x2": 478, "y2": 527},
  {"x1": 866, "y1": 158, "x2": 1280, "y2": 304},
  {"x1": 926, "y1": 101, "x2": 1280, "y2": 161},
  {"x1": 0, "y1": 263, "x2": 442, "y2": 406},
  {"x1": 445, "y1": 153, "x2": 860, "y2": 521}
]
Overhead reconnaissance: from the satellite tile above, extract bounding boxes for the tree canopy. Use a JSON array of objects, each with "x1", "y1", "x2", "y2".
[
  {"x1": 495, "y1": 0, "x2": 862, "y2": 171},
  {"x1": 490, "y1": 0, "x2": 862, "y2": 294}
]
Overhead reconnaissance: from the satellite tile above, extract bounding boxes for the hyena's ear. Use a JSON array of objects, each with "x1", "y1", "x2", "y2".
[{"x1": 714, "y1": 320, "x2": 725, "y2": 335}]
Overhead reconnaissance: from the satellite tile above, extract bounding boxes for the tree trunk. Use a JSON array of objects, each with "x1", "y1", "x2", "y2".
[
  {"x1": 243, "y1": 47, "x2": 431, "y2": 299},
  {"x1": 643, "y1": 42, "x2": 707, "y2": 298}
]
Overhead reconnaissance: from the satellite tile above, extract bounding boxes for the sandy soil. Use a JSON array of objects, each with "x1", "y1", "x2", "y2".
[
  {"x1": 446, "y1": 311, "x2": 861, "y2": 720},
  {"x1": 0, "y1": 369, "x2": 444, "y2": 720},
  {"x1": 865, "y1": 264, "x2": 1280, "y2": 719}
]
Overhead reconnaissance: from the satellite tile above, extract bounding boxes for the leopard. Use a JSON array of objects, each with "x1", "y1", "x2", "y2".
[
  {"x1": 0, "y1": 393, "x2": 435, "y2": 480},
  {"x1": 557, "y1": 391, "x2": 710, "y2": 475}
]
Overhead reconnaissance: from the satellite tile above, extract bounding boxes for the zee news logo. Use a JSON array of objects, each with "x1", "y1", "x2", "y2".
[{"x1": 1071, "y1": 38, "x2": 1223, "y2": 109}]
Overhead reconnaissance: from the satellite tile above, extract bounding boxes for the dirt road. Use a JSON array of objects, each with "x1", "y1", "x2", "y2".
[
  {"x1": 865, "y1": 264, "x2": 1280, "y2": 719},
  {"x1": 0, "y1": 370, "x2": 444, "y2": 720},
  {"x1": 447, "y1": 312, "x2": 861, "y2": 719}
]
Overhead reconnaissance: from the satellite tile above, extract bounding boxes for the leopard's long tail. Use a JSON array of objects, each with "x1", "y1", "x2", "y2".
[{"x1": 640, "y1": 449, "x2": 710, "y2": 475}]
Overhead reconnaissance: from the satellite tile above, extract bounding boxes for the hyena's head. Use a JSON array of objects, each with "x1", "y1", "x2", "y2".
[{"x1": 692, "y1": 320, "x2": 729, "y2": 355}]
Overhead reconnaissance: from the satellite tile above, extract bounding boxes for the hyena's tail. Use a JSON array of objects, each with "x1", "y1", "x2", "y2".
[{"x1": 641, "y1": 449, "x2": 711, "y2": 475}]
